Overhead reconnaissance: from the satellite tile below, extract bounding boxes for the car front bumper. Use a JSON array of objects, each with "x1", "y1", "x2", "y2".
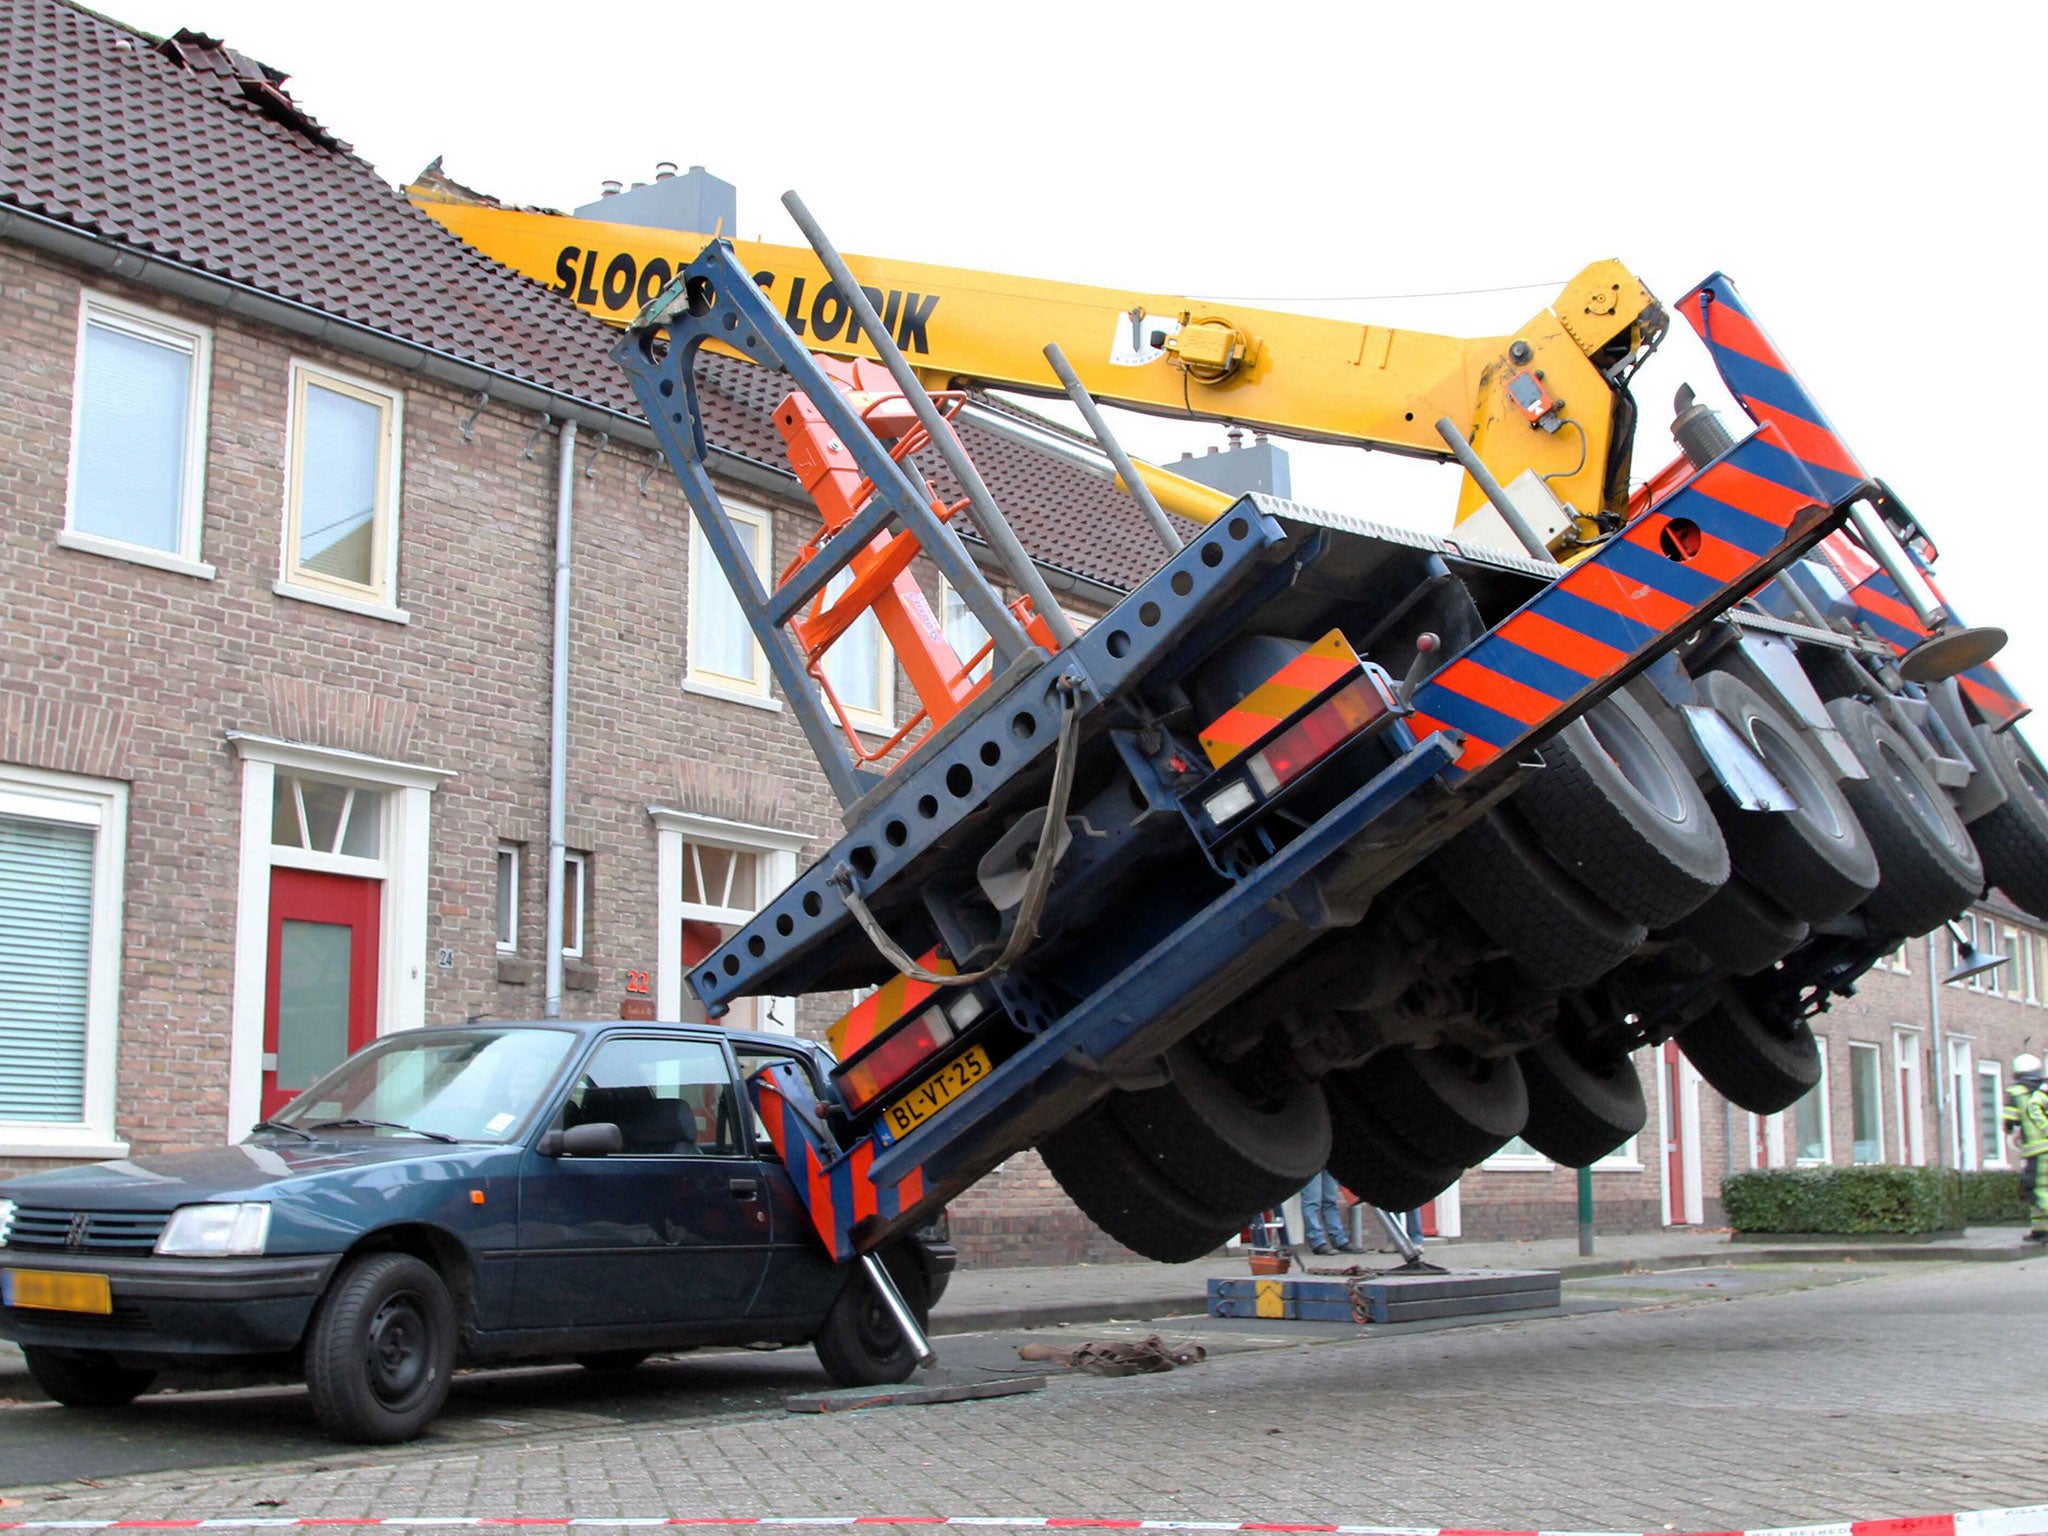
[{"x1": 0, "y1": 1250, "x2": 337, "y2": 1358}]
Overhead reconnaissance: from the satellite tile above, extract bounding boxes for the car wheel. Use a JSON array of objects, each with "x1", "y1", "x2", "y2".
[
  {"x1": 574, "y1": 1350, "x2": 653, "y2": 1372},
  {"x1": 1668, "y1": 874, "x2": 1808, "y2": 975},
  {"x1": 812, "y1": 1243, "x2": 927, "y2": 1388},
  {"x1": 303, "y1": 1252, "x2": 456, "y2": 1444},
  {"x1": 1829, "y1": 698, "x2": 1983, "y2": 937},
  {"x1": 21, "y1": 1346, "x2": 156, "y2": 1408},
  {"x1": 1321, "y1": 1071, "x2": 1464, "y2": 1213},
  {"x1": 1969, "y1": 722, "x2": 2048, "y2": 921}
]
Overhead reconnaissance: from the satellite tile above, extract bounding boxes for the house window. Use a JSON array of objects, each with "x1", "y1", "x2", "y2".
[
  {"x1": 1879, "y1": 942, "x2": 1910, "y2": 974},
  {"x1": 1979, "y1": 1062, "x2": 2007, "y2": 1167},
  {"x1": 820, "y1": 569, "x2": 895, "y2": 734},
  {"x1": 942, "y1": 581, "x2": 993, "y2": 683},
  {"x1": 1482, "y1": 1136, "x2": 1550, "y2": 1170},
  {"x1": 65, "y1": 293, "x2": 212, "y2": 573},
  {"x1": 0, "y1": 765, "x2": 128, "y2": 1155},
  {"x1": 561, "y1": 851, "x2": 587, "y2": 959},
  {"x1": 1848, "y1": 1041, "x2": 1884, "y2": 1163},
  {"x1": 495, "y1": 844, "x2": 520, "y2": 953},
  {"x1": 652, "y1": 810, "x2": 805, "y2": 1035},
  {"x1": 1792, "y1": 1048, "x2": 1831, "y2": 1164},
  {"x1": 270, "y1": 772, "x2": 383, "y2": 862},
  {"x1": 281, "y1": 362, "x2": 403, "y2": 611},
  {"x1": 2004, "y1": 927, "x2": 2025, "y2": 1000},
  {"x1": 687, "y1": 503, "x2": 772, "y2": 700}
]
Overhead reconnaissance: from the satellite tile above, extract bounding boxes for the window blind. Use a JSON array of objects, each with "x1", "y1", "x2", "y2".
[{"x1": 0, "y1": 814, "x2": 96, "y2": 1122}]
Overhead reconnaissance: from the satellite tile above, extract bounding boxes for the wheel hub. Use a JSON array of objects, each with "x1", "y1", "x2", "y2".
[{"x1": 366, "y1": 1294, "x2": 427, "y2": 1403}]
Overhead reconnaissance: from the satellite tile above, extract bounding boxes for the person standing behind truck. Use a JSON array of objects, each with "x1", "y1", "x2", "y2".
[
  {"x1": 2005, "y1": 1054, "x2": 2048, "y2": 1244},
  {"x1": 1297, "y1": 1170, "x2": 1361, "y2": 1256}
]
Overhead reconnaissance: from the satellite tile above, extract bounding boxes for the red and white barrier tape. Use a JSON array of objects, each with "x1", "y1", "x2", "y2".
[{"x1": 0, "y1": 1513, "x2": 2042, "y2": 1535}]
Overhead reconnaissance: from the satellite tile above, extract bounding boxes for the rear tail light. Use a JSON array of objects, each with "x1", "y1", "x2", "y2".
[
  {"x1": 1200, "y1": 671, "x2": 1395, "y2": 830},
  {"x1": 835, "y1": 1005, "x2": 955, "y2": 1114}
]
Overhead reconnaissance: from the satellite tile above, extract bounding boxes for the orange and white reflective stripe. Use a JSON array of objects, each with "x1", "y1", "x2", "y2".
[
  {"x1": 1198, "y1": 630, "x2": 1362, "y2": 769},
  {"x1": 826, "y1": 948, "x2": 957, "y2": 1060}
]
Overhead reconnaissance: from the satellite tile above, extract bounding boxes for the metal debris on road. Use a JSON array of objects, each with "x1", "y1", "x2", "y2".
[{"x1": 1015, "y1": 1336, "x2": 1207, "y2": 1375}]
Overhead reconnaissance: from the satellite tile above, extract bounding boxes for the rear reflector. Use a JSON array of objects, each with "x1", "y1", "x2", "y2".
[
  {"x1": 835, "y1": 1005, "x2": 955, "y2": 1113},
  {"x1": 1242, "y1": 674, "x2": 1391, "y2": 796}
]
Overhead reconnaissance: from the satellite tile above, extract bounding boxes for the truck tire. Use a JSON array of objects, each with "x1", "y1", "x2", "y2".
[
  {"x1": 1827, "y1": 698, "x2": 1983, "y2": 937},
  {"x1": 303, "y1": 1252, "x2": 456, "y2": 1444},
  {"x1": 1969, "y1": 723, "x2": 2048, "y2": 920},
  {"x1": 812, "y1": 1242, "x2": 927, "y2": 1388},
  {"x1": 1040, "y1": 1100, "x2": 1245, "y2": 1263},
  {"x1": 21, "y1": 1347, "x2": 157, "y2": 1408},
  {"x1": 1430, "y1": 809, "x2": 1647, "y2": 988},
  {"x1": 1675, "y1": 989, "x2": 1822, "y2": 1115},
  {"x1": 1111, "y1": 1043, "x2": 1331, "y2": 1214},
  {"x1": 1516, "y1": 692, "x2": 1730, "y2": 927},
  {"x1": 1347, "y1": 1045, "x2": 1528, "y2": 1167},
  {"x1": 1669, "y1": 875, "x2": 1808, "y2": 976},
  {"x1": 1322, "y1": 1071, "x2": 1464, "y2": 1212},
  {"x1": 1516, "y1": 1035, "x2": 1648, "y2": 1167},
  {"x1": 1696, "y1": 671, "x2": 1880, "y2": 923}
]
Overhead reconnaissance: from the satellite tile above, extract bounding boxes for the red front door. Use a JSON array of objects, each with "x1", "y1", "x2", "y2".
[
  {"x1": 1663, "y1": 1040, "x2": 1691, "y2": 1225},
  {"x1": 262, "y1": 868, "x2": 381, "y2": 1117}
]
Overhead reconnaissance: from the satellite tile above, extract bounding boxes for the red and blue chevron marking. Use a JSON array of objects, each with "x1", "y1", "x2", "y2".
[
  {"x1": 751, "y1": 1060, "x2": 926, "y2": 1262},
  {"x1": 1844, "y1": 569, "x2": 2027, "y2": 727},
  {"x1": 1411, "y1": 426, "x2": 1839, "y2": 773}
]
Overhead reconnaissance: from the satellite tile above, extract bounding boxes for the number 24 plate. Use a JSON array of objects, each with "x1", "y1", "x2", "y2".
[{"x1": 878, "y1": 1047, "x2": 991, "y2": 1143}]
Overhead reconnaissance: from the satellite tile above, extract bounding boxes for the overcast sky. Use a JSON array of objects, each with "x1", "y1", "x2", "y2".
[{"x1": 114, "y1": 0, "x2": 2048, "y2": 727}]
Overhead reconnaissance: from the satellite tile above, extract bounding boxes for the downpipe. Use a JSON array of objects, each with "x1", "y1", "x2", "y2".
[{"x1": 545, "y1": 420, "x2": 577, "y2": 1019}]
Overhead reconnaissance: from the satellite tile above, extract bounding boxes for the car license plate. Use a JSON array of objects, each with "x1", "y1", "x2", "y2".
[
  {"x1": 879, "y1": 1046, "x2": 992, "y2": 1143},
  {"x1": 1, "y1": 1268, "x2": 113, "y2": 1315}
]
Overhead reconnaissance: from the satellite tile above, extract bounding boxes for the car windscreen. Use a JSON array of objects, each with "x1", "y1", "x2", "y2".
[{"x1": 270, "y1": 1028, "x2": 577, "y2": 1142}]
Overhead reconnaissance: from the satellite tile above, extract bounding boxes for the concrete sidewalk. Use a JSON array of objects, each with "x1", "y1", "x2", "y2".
[{"x1": 2, "y1": 1226, "x2": 2036, "y2": 1395}]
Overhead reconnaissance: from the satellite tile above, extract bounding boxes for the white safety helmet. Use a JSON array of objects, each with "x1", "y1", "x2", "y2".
[{"x1": 2017, "y1": 1053, "x2": 2045, "y2": 1080}]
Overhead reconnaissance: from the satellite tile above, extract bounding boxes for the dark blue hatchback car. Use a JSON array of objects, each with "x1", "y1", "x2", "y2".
[{"x1": 0, "y1": 1021, "x2": 953, "y2": 1442}]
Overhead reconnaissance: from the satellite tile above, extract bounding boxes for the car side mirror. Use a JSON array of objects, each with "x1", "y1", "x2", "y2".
[{"x1": 540, "y1": 1122, "x2": 623, "y2": 1157}]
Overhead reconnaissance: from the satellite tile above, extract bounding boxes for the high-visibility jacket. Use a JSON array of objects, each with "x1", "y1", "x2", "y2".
[{"x1": 2006, "y1": 1080, "x2": 2048, "y2": 1157}]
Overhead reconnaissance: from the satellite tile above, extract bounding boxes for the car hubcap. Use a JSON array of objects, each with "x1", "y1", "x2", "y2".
[{"x1": 366, "y1": 1294, "x2": 428, "y2": 1404}]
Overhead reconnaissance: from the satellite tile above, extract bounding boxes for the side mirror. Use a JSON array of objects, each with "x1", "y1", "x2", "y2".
[{"x1": 540, "y1": 1121, "x2": 623, "y2": 1157}]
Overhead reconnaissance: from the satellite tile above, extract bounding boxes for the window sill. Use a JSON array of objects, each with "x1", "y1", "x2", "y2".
[
  {"x1": 274, "y1": 580, "x2": 411, "y2": 625},
  {"x1": 1591, "y1": 1160, "x2": 1645, "y2": 1173},
  {"x1": 59, "y1": 530, "x2": 215, "y2": 580},
  {"x1": 0, "y1": 1134, "x2": 129, "y2": 1160},
  {"x1": 683, "y1": 678, "x2": 783, "y2": 713},
  {"x1": 1480, "y1": 1157, "x2": 1553, "y2": 1172}
]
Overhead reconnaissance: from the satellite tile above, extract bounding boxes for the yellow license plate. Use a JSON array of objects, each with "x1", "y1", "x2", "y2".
[
  {"x1": 2, "y1": 1268, "x2": 113, "y2": 1315},
  {"x1": 880, "y1": 1046, "x2": 992, "y2": 1141}
]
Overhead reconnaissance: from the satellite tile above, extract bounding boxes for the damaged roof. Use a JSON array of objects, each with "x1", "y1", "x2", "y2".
[{"x1": 0, "y1": 0, "x2": 1180, "y2": 593}]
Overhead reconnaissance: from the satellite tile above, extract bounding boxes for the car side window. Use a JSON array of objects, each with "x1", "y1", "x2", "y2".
[
  {"x1": 561, "y1": 1036, "x2": 745, "y2": 1157},
  {"x1": 732, "y1": 1047, "x2": 824, "y2": 1158}
]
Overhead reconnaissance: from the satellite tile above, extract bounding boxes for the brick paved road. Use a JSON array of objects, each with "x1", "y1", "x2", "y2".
[{"x1": 3, "y1": 1260, "x2": 2044, "y2": 1530}]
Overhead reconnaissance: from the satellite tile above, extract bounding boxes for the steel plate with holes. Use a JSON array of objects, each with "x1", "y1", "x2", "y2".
[
  {"x1": 2, "y1": 1267, "x2": 114, "y2": 1314},
  {"x1": 878, "y1": 1046, "x2": 992, "y2": 1144}
]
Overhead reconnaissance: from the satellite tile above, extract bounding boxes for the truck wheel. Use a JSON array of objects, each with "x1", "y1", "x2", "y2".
[
  {"x1": 1828, "y1": 698, "x2": 1983, "y2": 937},
  {"x1": 1669, "y1": 875, "x2": 1808, "y2": 975},
  {"x1": 1969, "y1": 723, "x2": 2048, "y2": 919},
  {"x1": 1110, "y1": 1042, "x2": 1331, "y2": 1214},
  {"x1": 1040, "y1": 1100, "x2": 1245, "y2": 1262},
  {"x1": 303, "y1": 1252, "x2": 456, "y2": 1444},
  {"x1": 812, "y1": 1243, "x2": 926, "y2": 1388},
  {"x1": 1517, "y1": 692, "x2": 1730, "y2": 926},
  {"x1": 1517, "y1": 1035, "x2": 1647, "y2": 1167},
  {"x1": 1347, "y1": 1045, "x2": 1528, "y2": 1167},
  {"x1": 1430, "y1": 810, "x2": 1647, "y2": 987},
  {"x1": 1696, "y1": 671, "x2": 1879, "y2": 923},
  {"x1": 1675, "y1": 989, "x2": 1821, "y2": 1115},
  {"x1": 1322, "y1": 1072, "x2": 1464, "y2": 1212},
  {"x1": 21, "y1": 1347, "x2": 157, "y2": 1408}
]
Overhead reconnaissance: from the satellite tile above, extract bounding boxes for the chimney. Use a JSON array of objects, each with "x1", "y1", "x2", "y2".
[
  {"x1": 655, "y1": 161, "x2": 678, "y2": 180},
  {"x1": 599, "y1": 179, "x2": 622, "y2": 198}
]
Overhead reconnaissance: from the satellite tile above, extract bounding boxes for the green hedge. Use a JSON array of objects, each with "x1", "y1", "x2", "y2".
[
  {"x1": 1722, "y1": 1166, "x2": 1964, "y2": 1234},
  {"x1": 1962, "y1": 1167, "x2": 2034, "y2": 1225}
]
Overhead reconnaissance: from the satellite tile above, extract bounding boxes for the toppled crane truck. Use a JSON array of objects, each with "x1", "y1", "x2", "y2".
[{"x1": 590, "y1": 195, "x2": 2042, "y2": 1373}]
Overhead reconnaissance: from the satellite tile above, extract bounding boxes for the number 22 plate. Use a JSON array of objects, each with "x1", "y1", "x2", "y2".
[{"x1": 878, "y1": 1046, "x2": 992, "y2": 1144}]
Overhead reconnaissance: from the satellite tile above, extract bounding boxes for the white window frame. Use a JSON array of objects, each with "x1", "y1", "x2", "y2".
[
  {"x1": 1792, "y1": 1047, "x2": 1833, "y2": 1165},
  {"x1": 276, "y1": 360, "x2": 407, "y2": 622},
  {"x1": 496, "y1": 843, "x2": 521, "y2": 954},
  {"x1": 685, "y1": 501, "x2": 778, "y2": 708},
  {"x1": 1847, "y1": 1040, "x2": 1885, "y2": 1164},
  {"x1": 650, "y1": 808, "x2": 804, "y2": 1034},
  {"x1": 940, "y1": 579, "x2": 994, "y2": 683},
  {"x1": 2004, "y1": 926, "x2": 2026, "y2": 1001},
  {"x1": 1480, "y1": 1137, "x2": 1551, "y2": 1171},
  {"x1": 820, "y1": 569, "x2": 897, "y2": 738},
  {"x1": 225, "y1": 733, "x2": 451, "y2": 1139},
  {"x1": 0, "y1": 764, "x2": 129, "y2": 1158},
  {"x1": 1948, "y1": 1036, "x2": 1978, "y2": 1170},
  {"x1": 1894, "y1": 1028, "x2": 1926, "y2": 1166},
  {"x1": 561, "y1": 851, "x2": 587, "y2": 960},
  {"x1": 62, "y1": 291, "x2": 216, "y2": 579},
  {"x1": 1979, "y1": 1060, "x2": 2009, "y2": 1168}
]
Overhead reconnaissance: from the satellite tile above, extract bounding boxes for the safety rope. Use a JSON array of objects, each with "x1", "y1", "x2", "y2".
[{"x1": 834, "y1": 678, "x2": 1084, "y2": 987}]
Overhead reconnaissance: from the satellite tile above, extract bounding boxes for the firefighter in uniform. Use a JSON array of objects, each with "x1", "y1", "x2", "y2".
[{"x1": 2006, "y1": 1054, "x2": 2048, "y2": 1242}]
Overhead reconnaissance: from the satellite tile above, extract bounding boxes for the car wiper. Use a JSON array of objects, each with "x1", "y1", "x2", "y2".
[
  {"x1": 303, "y1": 1118, "x2": 458, "y2": 1143},
  {"x1": 250, "y1": 1118, "x2": 315, "y2": 1142}
]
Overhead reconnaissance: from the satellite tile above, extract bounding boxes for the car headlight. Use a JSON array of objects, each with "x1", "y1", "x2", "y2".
[
  {"x1": 0, "y1": 1198, "x2": 14, "y2": 1248},
  {"x1": 155, "y1": 1203, "x2": 271, "y2": 1257}
]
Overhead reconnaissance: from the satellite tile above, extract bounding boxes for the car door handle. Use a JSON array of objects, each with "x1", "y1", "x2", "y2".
[{"x1": 729, "y1": 1177, "x2": 759, "y2": 1199}]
